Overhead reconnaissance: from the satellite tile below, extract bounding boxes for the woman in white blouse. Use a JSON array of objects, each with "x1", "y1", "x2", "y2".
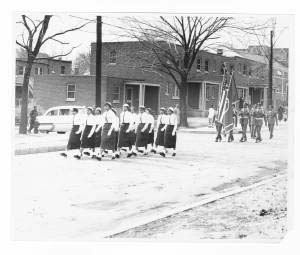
[
  {"x1": 145, "y1": 108, "x2": 155, "y2": 153},
  {"x1": 60, "y1": 108, "x2": 84, "y2": 157},
  {"x1": 135, "y1": 105, "x2": 150, "y2": 155},
  {"x1": 116, "y1": 104, "x2": 133, "y2": 158},
  {"x1": 99, "y1": 102, "x2": 118, "y2": 160},
  {"x1": 154, "y1": 107, "x2": 168, "y2": 153},
  {"x1": 160, "y1": 107, "x2": 178, "y2": 157},
  {"x1": 74, "y1": 106, "x2": 96, "y2": 159},
  {"x1": 93, "y1": 107, "x2": 103, "y2": 160}
]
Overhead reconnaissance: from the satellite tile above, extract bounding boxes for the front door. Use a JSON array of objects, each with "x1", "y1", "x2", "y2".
[
  {"x1": 188, "y1": 83, "x2": 200, "y2": 109},
  {"x1": 125, "y1": 87, "x2": 133, "y2": 106},
  {"x1": 144, "y1": 86, "x2": 159, "y2": 115},
  {"x1": 205, "y1": 83, "x2": 219, "y2": 110}
]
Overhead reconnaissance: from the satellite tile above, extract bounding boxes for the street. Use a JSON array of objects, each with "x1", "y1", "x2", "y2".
[{"x1": 12, "y1": 122, "x2": 288, "y2": 240}]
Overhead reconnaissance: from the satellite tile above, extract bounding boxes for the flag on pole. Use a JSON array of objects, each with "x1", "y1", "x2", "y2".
[{"x1": 216, "y1": 67, "x2": 238, "y2": 134}]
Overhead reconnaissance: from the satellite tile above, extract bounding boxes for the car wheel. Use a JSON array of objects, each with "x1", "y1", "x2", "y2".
[{"x1": 57, "y1": 131, "x2": 66, "y2": 134}]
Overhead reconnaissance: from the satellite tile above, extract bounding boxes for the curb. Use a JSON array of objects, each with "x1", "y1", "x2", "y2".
[{"x1": 15, "y1": 145, "x2": 65, "y2": 156}]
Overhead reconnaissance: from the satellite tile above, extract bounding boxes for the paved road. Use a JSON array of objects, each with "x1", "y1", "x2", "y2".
[{"x1": 12, "y1": 122, "x2": 288, "y2": 240}]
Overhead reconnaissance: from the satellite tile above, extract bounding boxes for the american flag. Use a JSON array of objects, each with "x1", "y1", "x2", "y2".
[{"x1": 216, "y1": 65, "x2": 238, "y2": 134}]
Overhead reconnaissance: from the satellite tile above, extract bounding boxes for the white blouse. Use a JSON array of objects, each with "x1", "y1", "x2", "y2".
[
  {"x1": 84, "y1": 114, "x2": 96, "y2": 126},
  {"x1": 168, "y1": 114, "x2": 178, "y2": 125},
  {"x1": 137, "y1": 112, "x2": 149, "y2": 124},
  {"x1": 157, "y1": 114, "x2": 169, "y2": 125},
  {"x1": 120, "y1": 111, "x2": 132, "y2": 124},
  {"x1": 73, "y1": 114, "x2": 85, "y2": 125},
  {"x1": 103, "y1": 110, "x2": 116, "y2": 123},
  {"x1": 94, "y1": 114, "x2": 103, "y2": 126}
]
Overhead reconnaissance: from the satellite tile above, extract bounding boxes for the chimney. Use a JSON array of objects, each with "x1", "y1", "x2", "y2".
[{"x1": 217, "y1": 49, "x2": 223, "y2": 55}]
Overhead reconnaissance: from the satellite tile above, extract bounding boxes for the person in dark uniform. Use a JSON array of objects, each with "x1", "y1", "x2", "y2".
[
  {"x1": 154, "y1": 107, "x2": 168, "y2": 153},
  {"x1": 28, "y1": 106, "x2": 39, "y2": 133},
  {"x1": 160, "y1": 107, "x2": 178, "y2": 157},
  {"x1": 266, "y1": 105, "x2": 278, "y2": 139},
  {"x1": 215, "y1": 109, "x2": 223, "y2": 142},
  {"x1": 253, "y1": 105, "x2": 267, "y2": 143},
  {"x1": 228, "y1": 104, "x2": 237, "y2": 142},
  {"x1": 74, "y1": 106, "x2": 96, "y2": 159},
  {"x1": 277, "y1": 105, "x2": 284, "y2": 122},
  {"x1": 93, "y1": 107, "x2": 103, "y2": 160},
  {"x1": 135, "y1": 106, "x2": 150, "y2": 155},
  {"x1": 99, "y1": 102, "x2": 118, "y2": 160},
  {"x1": 239, "y1": 103, "x2": 251, "y2": 142},
  {"x1": 117, "y1": 104, "x2": 133, "y2": 158},
  {"x1": 60, "y1": 108, "x2": 84, "y2": 157},
  {"x1": 146, "y1": 108, "x2": 155, "y2": 153}
]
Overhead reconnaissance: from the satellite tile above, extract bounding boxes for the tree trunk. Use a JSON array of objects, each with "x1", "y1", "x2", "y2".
[
  {"x1": 19, "y1": 60, "x2": 33, "y2": 134},
  {"x1": 179, "y1": 84, "x2": 188, "y2": 127}
]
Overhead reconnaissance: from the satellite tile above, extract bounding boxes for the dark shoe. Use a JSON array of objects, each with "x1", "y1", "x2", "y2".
[
  {"x1": 116, "y1": 153, "x2": 120, "y2": 159},
  {"x1": 138, "y1": 149, "x2": 144, "y2": 153},
  {"x1": 96, "y1": 156, "x2": 102, "y2": 161},
  {"x1": 127, "y1": 153, "x2": 133, "y2": 158},
  {"x1": 104, "y1": 150, "x2": 108, "y2": 154},
  {"x1": 132, "y1": 152, "x2": 137, "y2": 157},
  {"x1": 60, "y1": 152, "x2": 67, "y2": 157},
  {"x1": 159, "y1": 152, "x2": 166, "y2": 157},
  {"x1": 172, "y1": 153, "x2": 176, "y2": 157},
  {"x1": 83, "y1": 151, "x2": 90, "y2": 156},
  {"x1": 239, "y1": 138, "x2": 244, "y2": 142},
  {"x1": 150, "y1": 149, "x2": 156, "y2": 153},
  {"x1": 111, "y1": 156, "x2": 116, "y2": 160},
  {"x1": 74, "y1": 155, "x2": 81, "y2": 160}
]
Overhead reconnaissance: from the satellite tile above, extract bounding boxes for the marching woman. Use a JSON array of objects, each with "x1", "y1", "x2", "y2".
[
  {"x1": 112, "y1": 108, "x2": 120, "y2": 158},
  {"x1": 93, "y1": 107, "x2": 103, "y2": 160},
  {"x1": 154, "y1": 107, "x2": 168, "y2": 153},
  {"x1": 160, "y1": 107, "x2": 178, "y2": 157},
  {"x1": 117, "y1": 104, "x2": 133, "y2": 158},
  {"x1": 60, "y1": 108, "x2": 84, "y2": 157},
  {"x1": 145, "y1": 108, "x2": 155, "y2": 153},
  {"x1": 74, "y1": 106, "x2": 96, "y2": 159},
  {"x1": 253, "y1": 105, "x2": 267, "y2": 143},
  {"x1": 128, "y1": 106, "x2": 138, "y2": 157},
  {"x1": 99, "y1": 102, "x2": 118, "y2": 160},
  {"x1": 135, "y1": 105, "x2": 150, "y2": 155}
]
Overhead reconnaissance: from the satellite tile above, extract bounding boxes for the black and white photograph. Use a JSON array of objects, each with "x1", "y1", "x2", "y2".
[{"x1": 10, "y1": 10, "x2": 294, "y2": 243}]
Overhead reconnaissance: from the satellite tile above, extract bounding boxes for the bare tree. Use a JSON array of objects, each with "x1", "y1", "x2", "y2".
[
  {"x1": 16, "y1": 15, "x2": 90, "y2": 134},
  {"x1": 116, "y1": 16, "x2": 265, "y2": 127},
  {"x1": 73, "y1": 51, "x2": 91, "y2": 75}
]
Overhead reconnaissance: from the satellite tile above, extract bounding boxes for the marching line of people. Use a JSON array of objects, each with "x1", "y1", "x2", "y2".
[
  {"x1": 60, "y1": 102, "x2": 178, "y2": 160},
  {"x1": 215, "y1": 102, "x2": 281, "y2": 143}
]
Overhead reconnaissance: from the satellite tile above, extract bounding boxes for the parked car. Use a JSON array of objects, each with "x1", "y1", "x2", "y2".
[{"x1": 36, "y1": 106, "x2": 86, "y2": 133}]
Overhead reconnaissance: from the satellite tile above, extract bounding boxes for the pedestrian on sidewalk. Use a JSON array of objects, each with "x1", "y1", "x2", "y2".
[
  {"x1": 93, "y1": 107, "x2": 104, "y2": 160},
  {"x1": 239, "y1": 103, "x2": 250, "y2": 142},
  {"x1": 60, "y1": 108, "x2": 84, "y2": 157},
  {"x1": 253, "y1": 105, "x2": 267, "y2": 143},
  {"x1": 28, "y1": 106, "x2": 39, "y2": 134},
  {"x1": 135, "y1": 106, "x2": 150, "y2": 155},
  {"x1": 146, "y1": 108, "x2": 155, "y2": 153},
  {"x1": 98, "y1": 102, "x2": 118, "y2": 160},
  {"x1": 74, "y1": 106, "x2": 96, "y2": 159},
  {"x1": 154, "y1": 107, "x2": 168, "y2": 154},
  {"x1": 208, "y1": 104, "x2": 215, "y2": 128},
  {"x1": 266, "y1": 105, "x2": 278, "y2": 139},
  {"x1": 117, "y1": 104, "x2": 133, "y2": 158},
  {"x1": 160, "y1": 107, "x2": 177, "y2": 157}
]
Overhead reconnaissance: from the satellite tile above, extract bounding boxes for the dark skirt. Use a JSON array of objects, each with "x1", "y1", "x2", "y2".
[
  {"x1": 136, "y1": 123, "x2": 149, "y2": 147},
  {"x1": 67, "y1": 125, "x2": 81, "y2": 150},
  {"x1": 129, "y1": 130, "x2": 136, "y2": 147},
  {"x1": 101, "y1": 123, "x2": 116, "y2": 150},
  {"x1": 155, "y1": 124, "x2": 165, "y2": 146},
  {"x1": 118, "y1": 123, "x2": 131, "y2": 148},
  {"x1": 80, "y1": 125, "x2": 95, "y2": 149},
  {"x1": 94, "y1": 126, "x2": 102, "y2": 147},
  {"x1": 164, "y1": 125, "x2": 176, "y2": 149},
  {"x1": 147, "y1": 129, "x2": 154, "y2": 145}
]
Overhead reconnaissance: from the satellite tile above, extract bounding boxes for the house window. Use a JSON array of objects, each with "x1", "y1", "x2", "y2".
[
  {"x1": 112, "y1": 86, "x2": 120, "y2": 103},
  {"x1": 17, "y1": 65, "x2": 24, "y2": 75},
  {"x1": 35, "y1": 67, "x2": 43, "y2": 75},
  {"x1": 239, "y1": 63, "x2": 242, "y2": 73},
  {"x1": 109, "y1": 50, "x2": 117, "y2": 64},
  {"x1": 173, "y1": 85, "x2": 180, "y2": 99},
  {"x1": 204, "y1": 59, "x2": 209, "y2": 72},
  {"x1": 165, "y1": 83, "x2": 170, "y2": 95},
  {"x1": 66, "y1": 84, "x2": 76, "y2": 101},
  {"x1": 249, "y1": 68, "x2": 252, "y2": 76},
  {"x1": 237, "y1": 88, "x2": 247, "y2": 98},
  {"x1": 243, "y1": 64, "x2": 247, "y2": 75},
  {"x1": 196, "y1": 58, "x2": 202, "y2": 72},
  {"x1": 61, "y1": 66, "x2": 65, "y2": 74},
  {"x1": 212, "y1": 59, "x2": 217, "y2": 72}
]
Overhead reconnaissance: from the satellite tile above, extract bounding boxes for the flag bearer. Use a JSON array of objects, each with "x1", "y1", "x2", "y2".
[
  {"x1": 60, "y1": 108, "x2": 84, "y2": 157},
  {"x1": 239, "y1": 103, "x2": 251, "y2": 142},
  {"x1": 93, "y1": 107, "x2": 103, "y2": 160},
  {"x1": 74, "y1": 106, "x2": 96, "y2": 159},
  {"x1": 215, "y1": 108, "x2": 223, "y2": 142},
  {"x1": 135, "y1": 105, "x2": 150, "y2": 155},
  {"x1": 160, "y1": 107, "x2": 178, "y2": 157},
  {"x1": 154, "y1": 107, "x2": 168, "y2": 153},
  {"x1": 253, "y1": 105, "x2": 267, "y2": 143},
  {"x1": 227, "y1": 104, "x2": 236, "y2": 142},
  {"x1": 266, "y1": 105, "x2": 278, "y2": 139},
  {"x1": 99, "y1": 102, "x2": 118, "y2": 160},
  {"x1": 117, "y1": 104, "x2": 133, "y2": 157},
  {"x1": 145, "y1": 108, "x2": 155, "y2": 153}
]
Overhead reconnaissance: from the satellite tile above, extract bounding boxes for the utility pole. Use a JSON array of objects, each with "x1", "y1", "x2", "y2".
[
  {"x1": 95, "y1": 16, "x2": 102, "y2": 107},
  {"x1": 268, "y1": 30, "x2": 274, "y2": 107}
]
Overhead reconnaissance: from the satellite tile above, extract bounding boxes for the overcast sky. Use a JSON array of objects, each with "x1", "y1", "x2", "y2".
[{"x1": 15, "y1": 13, "x2": 293, "y2": 62}]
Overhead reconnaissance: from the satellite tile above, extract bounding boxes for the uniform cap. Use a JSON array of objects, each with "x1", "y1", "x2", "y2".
[
  {"x1": 168, "y1": 107, "x2": 174, "y2": 112},
  {"x1": 104, "y1": 102, "x2": 112, "y2": 108},
  {"x1": 139, "y1": 105, "x2": 145, "y2": 109},
  {"x1": 123, "y1": 103, "x2": 130, "y2": 108},
  {"x1": 95, "y1": 107, "x2": 101, "y2": 112},
  {"x1": 87, "y1": 106, "x2": 93, "y2": 111}
]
